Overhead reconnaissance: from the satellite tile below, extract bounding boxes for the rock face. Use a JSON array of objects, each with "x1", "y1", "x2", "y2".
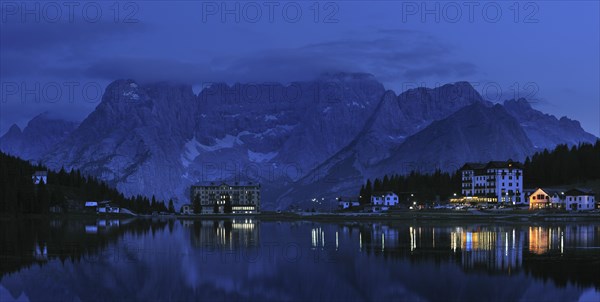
[
  {"x1": 38, "y1": 74, "x2": 385, "y2": 207},
  {"x1": 503, "y1": 98, "x2": 597, "y2": 150},
  {"x1": 2, "y1": 76, "x2": 596, "y2": 210},
  {"x1": 373, "y1": 103, "x2": 535, "y2": 175},
  {"x1": 42, "y1": 80, "x2": 198, "y2": 203},
  {"x1": 0, "y1": 113, "x2": 79, "y2": 160},
  {"x1": 275, "y1": 82, "x2": 494, "y2": 209},
  {"x1": 275, "y1": 86, "x2": 595, "y2": 210}
]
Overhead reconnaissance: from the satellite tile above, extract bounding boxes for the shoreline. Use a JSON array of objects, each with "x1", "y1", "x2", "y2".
[{"x1": 2, "y1": 210, "x2": 599, "y2": 222}]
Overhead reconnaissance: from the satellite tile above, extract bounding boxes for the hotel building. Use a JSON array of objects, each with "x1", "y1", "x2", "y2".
[
  {"x1": 190, "y1": 182, "x2": 260, "y2": 214},
  {"x1": 457, "y1": 160, "x2": 524, "y2": 204}
]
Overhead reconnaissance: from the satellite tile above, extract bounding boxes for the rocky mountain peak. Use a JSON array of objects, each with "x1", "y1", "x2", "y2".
[
  {"x1": 317, "y1": 72, "x2": 376, "y2": 82},
  {"x1": 5, "y1": 124, "x2": 22, "y2": 137},
  {"x1": 399, "y1": 81, "x2": 483, "y2": 105},
  {"x1": 558, "y1": 116, "x2": 583, "y2": 129},
  {"x1": 25, "y1": 112, "x2": 78, "y2": 129},
  {"x1": 504, "y1": 98, "x2": 533, "y2": 110},
  {"x1": 5, "y1": 75, "x2": 596, "y2": 210},
  {"x1": 101, "y1": 79, "x2": 149, "y2": 105}
]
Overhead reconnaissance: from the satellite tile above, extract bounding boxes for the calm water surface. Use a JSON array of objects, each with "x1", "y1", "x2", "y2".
[{"x1": 1, "y1": 218, "x2": 599, "y2": 301}]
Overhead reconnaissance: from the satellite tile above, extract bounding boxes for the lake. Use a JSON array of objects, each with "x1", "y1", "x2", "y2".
[{"x1": 1, "y1": 217, "x2": 599, "y2": 301}]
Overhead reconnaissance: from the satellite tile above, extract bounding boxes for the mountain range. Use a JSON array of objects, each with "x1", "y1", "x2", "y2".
[{"x1": 1, "y1": 73, "x2": 596, "y2": 209}]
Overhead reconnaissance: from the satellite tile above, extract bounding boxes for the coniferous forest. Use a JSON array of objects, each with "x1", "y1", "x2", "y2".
[
  {"x1": 360, "y1": 141, "x2": 600, "y2": 205},
  {"x1": 523, "y1": 141, "x2": 600, "y2": 187},
  {"x1": 0, "y1": 151, "x2": 171, "y2": 215}
]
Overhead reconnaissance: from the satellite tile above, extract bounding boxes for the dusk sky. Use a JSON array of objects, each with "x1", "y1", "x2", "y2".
[{"x1": 1, "y1": 1, "x2": 598, "y2": 136}]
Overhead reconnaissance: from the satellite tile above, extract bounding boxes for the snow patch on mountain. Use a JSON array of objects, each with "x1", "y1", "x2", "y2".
[
  {"x1": 181, "y1": 137, "x2": 201, "y2": 167},
  {"x1": 262, "y1": 125, "x2": 296, "y2": 137},
  {"x1": 198, "y1": 135, "x2": 242, "y2": 152},
  {"x1": 248, "y1": 150, "x2": 278, "y2": 163},
  {"x1": 123, "y1": 91, "x2": 140, "y2": 100}
]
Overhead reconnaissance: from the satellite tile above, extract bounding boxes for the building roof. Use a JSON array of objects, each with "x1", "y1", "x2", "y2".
[
  {"x1": 461, "y1": 163, "x2": 486, "y2": 170},
  {"x1": 534, "y1": 188, "x2": 565, "y2": 197},
  {"x1": 85, "y1": 201, "x2": 98, "y2": 207},
  {"x1": 192, "y1": 181, "x2": 260, "y2": 187},
  {"x1": 485, "y1": 160, "x2": 522, "y2": 169},
  {"x1": 461, "y1": 160, "x2": 523, "y2": 171},
  {"x1": 565, "y1": 188, "x2": 594, "y2": 196},
  {"x1": 372, "y1": 191, "x2": 397, "y2": 196}
]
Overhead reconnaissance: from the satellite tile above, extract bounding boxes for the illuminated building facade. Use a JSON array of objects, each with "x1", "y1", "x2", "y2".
[
  {"x1": 191, "y1": 182, "x2": 260, "y2": 214},
  {"x1": 456, "y1": 160, "x2": 524, "y2": 204},
  {"x1": 529, "y1": 188, "x2": 565, "y2": 210}
]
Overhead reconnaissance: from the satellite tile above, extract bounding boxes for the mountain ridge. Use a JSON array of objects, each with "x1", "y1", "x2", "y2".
[{"x1": 1, "y1": 76, "x2": 596, "y2": 210}]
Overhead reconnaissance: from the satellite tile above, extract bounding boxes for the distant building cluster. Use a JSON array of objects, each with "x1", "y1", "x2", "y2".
[
  {"x1": 189, "y1": 182, "x2": 260, "y2": 214},
  {"x1": 370, "y1": 192, "x2": 399, "y2": 212},
  {"x1": 337, "y1": 196, "x2": 360, "y2": 210},
  {"x1": 451, "y1": 159, "x2": 596, "y2": 211},
  {"x1": 84, "y1": 201, "x2": 121, "y2": 214},
  {"x1": 529, "y1": 188, "x2": 596, "y2": 211},
  {"x1": 337, "y1": 192, "x2": 401, "y2": 213}
]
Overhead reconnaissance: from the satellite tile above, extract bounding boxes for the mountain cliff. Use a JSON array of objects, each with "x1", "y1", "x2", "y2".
[
  {"x1": 503, "y1": 98, "x2": 597, "y2": 150},
  {"x1": 373, "y1": 103, "x2": 534, "y2": 175},
  {"x1": 1, "y1": 76, "x2": 596, "y2": 210},
  {"x1": 0, "y1": 113, "x2": 79, "y2": 160},
  {"x1": 275, "y1": 82, "x2": 493, "y2": 209},
  {"x1": 39, "y1": 74, "x2": 385, "y2": 207}
]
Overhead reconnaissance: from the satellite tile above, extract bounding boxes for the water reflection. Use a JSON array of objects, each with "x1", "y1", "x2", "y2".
[
  {"x1": 1, "y1": 218, "x2": 599, "y2": 301},
  {"x1": 187, "y1": 219, "x2": 260, "y2": 249},
  {"x1": 0, "y1": 218, "x2": 168, "y2": 277},
  {"x1": 352, "y1": 222, "x2": 600, "y2": 289}
]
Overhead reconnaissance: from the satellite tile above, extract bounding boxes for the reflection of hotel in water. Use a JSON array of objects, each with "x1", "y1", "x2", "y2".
[
  {"x1": 353, "y1": 224, "x2": 525, "y2": 273},
  {"x1": 528, "y1": 225, "x2": 599, "y2": 255},
  {"x1": 188, "y1": 219, "x2": 260, "y2": 249},
  {"x1": 450, "y1": 227, "x2": 524, "y2": 273},
  {"x1": 346, "y1": 223, "x2": 600, "y2": 273}
]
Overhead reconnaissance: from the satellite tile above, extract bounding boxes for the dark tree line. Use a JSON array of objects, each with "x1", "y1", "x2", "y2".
[
  {"x1": 523, "y1": 141, "x2": 600, "y2": 187},
  {"x1": 359, "y1": 170, "x2": 461, "y2": 205},
  {"x1": 0, "y1": 152, "x2": 172, "y2": 214},
  {"x1": 360, "y1": 141, "x2": 600, "y2": 203}
]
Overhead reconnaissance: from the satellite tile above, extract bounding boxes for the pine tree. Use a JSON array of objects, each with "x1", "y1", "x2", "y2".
[
  {"x1": 193, "y1": 194, "x2": 201, "y2": 214},
  {"x1": 168, "y1": 199, "x2": 175, "y2": 213}
]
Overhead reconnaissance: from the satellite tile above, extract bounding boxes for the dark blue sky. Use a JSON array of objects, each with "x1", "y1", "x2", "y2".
[{"x1": 1, "y1": 1, "x2": 598, "y2": 136}]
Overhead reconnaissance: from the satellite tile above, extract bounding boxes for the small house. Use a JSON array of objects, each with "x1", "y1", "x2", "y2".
[
  {"x1": 97, "y1": 205, "x2": 120, "y2": 214},
  {"x1": 181, "y1": 204, "x2": 193, "y2": 215},
  {"x1": 565, "y1": 189, "x2": 596, "y2": 211},
  {"x1": 32, "y1": 171, "x2": 48, "y2": 185},
  {"x1": 529, "y1": 188, "x2": 565, "y2": 210},
  {"x1": 371, "y1": 192, "x2": 399, "y2": 207},
  {"x1": 337, "y1": 196, "x2": 360, "y2": 210},
  {"x1": 85, "y1": 201, "x2": 98, "y2": 207},
  {"x1": 84, "y1": 201, "x2": 98, "y2": 213}
]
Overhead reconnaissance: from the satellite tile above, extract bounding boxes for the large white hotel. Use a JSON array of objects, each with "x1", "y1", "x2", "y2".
[{"x1": 458, "y1": 160, "x2": 524, "y2": 204}]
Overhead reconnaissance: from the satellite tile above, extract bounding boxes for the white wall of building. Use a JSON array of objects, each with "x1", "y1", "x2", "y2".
[{"x1": 565, "y1": 195, "x2": 596, "y2": 211}]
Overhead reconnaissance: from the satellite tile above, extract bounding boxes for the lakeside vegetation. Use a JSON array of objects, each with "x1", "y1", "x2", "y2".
[
  {"x1": 0, "y1": 152, "x2": 172, "y2": 215},
  {"x1": 523, "y1": 141, "x2": 600, "y2": 187},
  {"x1": 360, "y1": 141, "x2": 600, "y2": 204}
]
